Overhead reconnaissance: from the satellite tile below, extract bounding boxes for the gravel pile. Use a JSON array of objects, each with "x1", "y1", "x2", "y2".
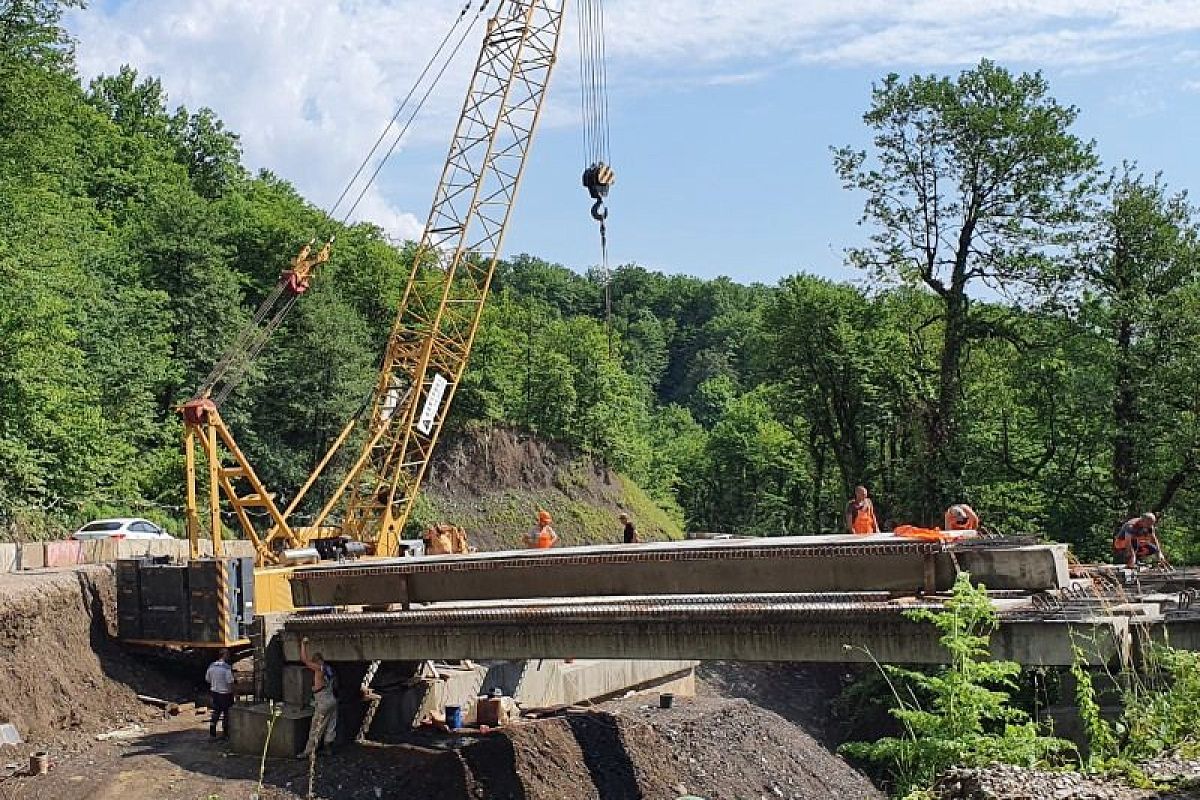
[{"x1": 933, "y1": 762, "x2": 1200, "y2": 800}]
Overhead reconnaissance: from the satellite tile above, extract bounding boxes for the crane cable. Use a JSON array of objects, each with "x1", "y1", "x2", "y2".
[
  {"x1": 577, "y1": 0, "x2": 615, "y2": 353},
  {"x1": 334, "y1": 0, "x2": 493, "y2": 225},
  {"x1": 193, "y1": 1, "x2": 490, "y2": 405}
]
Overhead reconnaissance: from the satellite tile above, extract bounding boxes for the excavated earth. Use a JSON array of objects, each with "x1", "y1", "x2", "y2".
[{"x1": 0, "y1": 566, "x2": 188, "y2": 744}]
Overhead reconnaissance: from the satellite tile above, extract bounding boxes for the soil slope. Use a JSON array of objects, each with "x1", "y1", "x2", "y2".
[
  {"x1": 0, "y1": 566, "x2": 186, "y2": 748},
  {"x1": 422, "y1": 426, "x2": 684, "y2": 549}
]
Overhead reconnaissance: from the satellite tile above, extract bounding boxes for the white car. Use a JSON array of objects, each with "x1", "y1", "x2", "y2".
[{"x1": 72, "y1": 518, "x2": 172, "y2": 541}]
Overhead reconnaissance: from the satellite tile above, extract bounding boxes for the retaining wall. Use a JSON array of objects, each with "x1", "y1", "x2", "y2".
[{"x1": 4, "y1": 538, "x2": 257, "y2": 571}]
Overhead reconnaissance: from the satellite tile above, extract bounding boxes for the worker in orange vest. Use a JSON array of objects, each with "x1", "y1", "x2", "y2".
[
  {"x1": 1113, "y1": 512, "x2": 1168, "y2": 569},
  {"x1": 845, "y1": 486, "x2": 880, "y2": 535},
  {"x1": 525, "y1": 510, "x2": 559, "y2": 549},
  {"x1": 944, "y1": 503, "x2": 980, "y2": 532}
]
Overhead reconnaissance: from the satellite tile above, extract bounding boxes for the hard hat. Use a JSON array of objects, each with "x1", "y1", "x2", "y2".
[
  {"x1": 537, "y1": 510, "x2": 552, "y2": 525},
  {"x1": 1141, "y1": 512, "x2": 1157, "y2": 524}
]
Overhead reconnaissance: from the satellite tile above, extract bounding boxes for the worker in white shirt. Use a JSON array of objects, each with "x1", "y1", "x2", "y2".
[{"x1": 205, "y1": 648, "x2": 234, "y2": 739}]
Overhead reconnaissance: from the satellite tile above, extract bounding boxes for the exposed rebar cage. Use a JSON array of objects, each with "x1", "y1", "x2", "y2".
[{"x1": 314, "y1": 0, "x2": 567, "y2": 555}]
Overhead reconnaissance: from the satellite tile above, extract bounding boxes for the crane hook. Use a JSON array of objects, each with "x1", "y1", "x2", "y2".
[{"x1": 591, "y1": 198, "x2": 608, "y2": 222}]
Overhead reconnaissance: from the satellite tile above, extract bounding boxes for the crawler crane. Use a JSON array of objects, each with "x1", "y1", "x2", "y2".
[{"x1": 119, "y1": 0, "x2": 615, "y2": 647}]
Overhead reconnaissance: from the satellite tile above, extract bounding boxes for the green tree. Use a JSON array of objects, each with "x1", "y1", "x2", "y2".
[
  {"x1": 834, "y1": 60, "x2": 1098, "y2": 518},
  {"x1": 1082, "y1": 168, "x2": 1200, "y2": 520}
]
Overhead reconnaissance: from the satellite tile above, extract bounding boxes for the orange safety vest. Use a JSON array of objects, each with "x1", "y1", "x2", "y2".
[
  {"x1": 1113, "y1": 521, "x2": 1152, "y2": 552},
  {"x1": 850, "y1": 501, "x2": 877, "y2": 535},
  {"x1": 533, "y1": 524, "x2": 556, "y2": 549}
]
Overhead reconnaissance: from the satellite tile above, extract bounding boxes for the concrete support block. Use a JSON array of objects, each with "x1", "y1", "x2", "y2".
[
  {"x1": 80, "y1": 538, "x2": 119, "y2": 564},
  {"x1": 117, "y1": 539, "x2": 190, "y2": 560},
  {"x1": 0, "y1": 543, "x2": 16, "y2": 573},
  {"x1": 282, "y1": 665, "x2": 313, "y2": 707},
  {"x1": 17, "y1": 543, "x2": 45, "y2": 570},
  {"x1": 474, "y1": 660, "x2": 698, "y2": 710},
  {"x1": 229, "y1": 702, "x2": 312, "y2": 758},
  {"x1": 44, "y1": 540, "x2": 85, "y2": 568},
  {"x1": 955, "y1": 544, "x2": 1069, "y2": 591},
  {"x1": 224, "y1": 541, "x2": 257, "y2": 559}
]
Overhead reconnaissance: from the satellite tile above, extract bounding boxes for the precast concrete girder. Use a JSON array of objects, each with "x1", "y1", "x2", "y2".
[
  {"x1": 287, "y1": 535, "x2": 1070, "y2": 608},
  {"x1": 279, "y1": 599, "x2": 1131, "y2": 666}
]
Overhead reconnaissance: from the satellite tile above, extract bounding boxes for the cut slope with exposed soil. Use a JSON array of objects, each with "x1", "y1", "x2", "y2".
[
  {"x1": 0, "y1": 566, "x2": 186, "y2": 748},
  {"x1": 424, "y1": 426, "x2": 684, "y2": 549}
]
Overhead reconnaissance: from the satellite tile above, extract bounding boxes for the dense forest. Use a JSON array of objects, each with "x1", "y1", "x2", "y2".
[{"x1": 2, "y1": 1, "x2": 1199, "y2": 563}]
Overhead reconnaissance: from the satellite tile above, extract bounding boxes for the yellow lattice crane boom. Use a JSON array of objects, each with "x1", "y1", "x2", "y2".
[{"x1": 181, "y1": 0, "x2": 568, "y2": 566}]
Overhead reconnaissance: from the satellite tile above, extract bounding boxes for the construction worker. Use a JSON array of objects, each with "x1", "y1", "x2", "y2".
[
  {"x1": 944, "y1": 503, "x2": 980, "y2": 532},
  {"x1": 298, "y1": 636, "x2": 338, "y2": 759},
  {"x1": 1113, "y1": 512, "x2": 1168, "y2": 569},
  {"x1": 845, "y1": 486, "x2": 880, "y2": 535},
  {"x1": 204, "y1": 647, "x2": 233, "y2": 739},
  {"x1": 619, "y1": 512, "x2": 638, "y2": 544},
  {"x1": 524, "y1": 510, "x2": 558, "y2": 549}
]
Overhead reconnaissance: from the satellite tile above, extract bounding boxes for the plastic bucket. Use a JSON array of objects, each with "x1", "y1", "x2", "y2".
[
  {"x1": 445, "y1": 705, "x2": 463, "y2": 729},
  {"x1": 659, "y1": 692, "x2": 675, "y2": 709}
]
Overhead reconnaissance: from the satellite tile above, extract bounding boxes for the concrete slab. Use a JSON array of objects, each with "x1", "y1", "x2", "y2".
[
  {"x1": 229, "y1": 702, "x2": 312, "y2": 758},
  {"x1": 486, "y1": 659, "x2": 698, "y2": 708},
  {"x1": 45, "y1": 540, "x2": 86, "y2": 567},
  {"x1": 117, "y1": 540, "x2": 190, "y2": 560},
  {"x1": 81, "y1": 538, "x2": 120, "y2": 563},
  {"x1": 0, "y1": 723, "x2": 22, "y2": 746},
  {"x1": 17, "y1": 543, "x2": 45, "y2": 570},
  {"x1": 0, "y1": 544, "x2": 16, "y2": 573}
]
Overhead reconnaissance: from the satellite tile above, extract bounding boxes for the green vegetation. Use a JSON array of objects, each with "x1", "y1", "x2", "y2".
[
  {"x1": 842, "y1": 575, "x2": 1073, "y2": 796},
  {"x1": 2, "y1": 3, "x2": 1200, "y2": 565},
  {"x1": 1074, "y1": 643, "x2": 1200, "y2": 777}
]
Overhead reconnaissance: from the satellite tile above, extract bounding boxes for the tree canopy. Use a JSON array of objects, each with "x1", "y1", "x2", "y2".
[{"x1": 1, "y1": 7, "x2": 1198, "y2": 564}]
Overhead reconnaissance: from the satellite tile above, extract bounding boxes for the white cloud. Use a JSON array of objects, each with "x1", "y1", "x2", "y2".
[
  {"x1": 1184, "y1": 79, "x2": 1200, "y2": 92},
  {"x1": 67, "y1": 1, "x2": 1200, "y2": 238}
]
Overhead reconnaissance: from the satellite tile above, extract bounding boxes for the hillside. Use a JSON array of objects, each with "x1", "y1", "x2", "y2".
[{"x1": 420, "y1": 426, "x2": 684, "y2": 549}]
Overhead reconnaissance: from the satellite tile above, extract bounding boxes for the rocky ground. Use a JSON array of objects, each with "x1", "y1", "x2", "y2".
[{"x1": 933, "y1": 761, "x2": 1200, "y2": 800}]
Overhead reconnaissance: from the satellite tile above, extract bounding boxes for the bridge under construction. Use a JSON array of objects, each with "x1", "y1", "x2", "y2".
[{"x1": 272, "y1": 534, "x2": 1200, "y2": 668}]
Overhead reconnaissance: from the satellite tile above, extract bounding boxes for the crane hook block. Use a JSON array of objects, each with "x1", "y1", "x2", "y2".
[
  {"x1": 582, "y1": 162, "x2": 615, "y2": 201},
  {"x1": 280, "y1": 239, "x2": 333, "y2": 296}
]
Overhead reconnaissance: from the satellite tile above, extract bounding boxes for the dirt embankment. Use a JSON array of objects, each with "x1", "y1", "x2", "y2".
[
  {"x1": 424, "y1": 426, "x2": 684, "y2": 549},
  {"x1": 0, "y1": 566, "x2": 185, "y2": 748}
]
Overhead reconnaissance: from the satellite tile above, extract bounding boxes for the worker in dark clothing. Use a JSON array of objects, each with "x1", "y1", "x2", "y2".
[
  {"x1": 205, "y1": 648, "x2": 234, "y2": 739},
  {"x1": 620, "y1": 513, "x2": 637, "y2": 544},
  {"x1": 1113, "y1": 512, "x2": 1169, "y2": 569}
]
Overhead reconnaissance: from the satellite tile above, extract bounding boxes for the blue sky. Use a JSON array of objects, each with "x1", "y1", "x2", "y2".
[{"x1": 68, "y1": 1, "x2": 1200, "y2": 284}]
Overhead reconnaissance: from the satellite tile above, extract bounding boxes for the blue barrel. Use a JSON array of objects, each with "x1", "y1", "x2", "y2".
[{"x1": 445, "y1": 705, "x2": 463, "y2": 729}]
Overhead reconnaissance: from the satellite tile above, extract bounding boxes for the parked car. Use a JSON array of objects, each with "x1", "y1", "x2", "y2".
[{"x1": 72, "y1": 517, "x2": 172, "y2": 541}]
